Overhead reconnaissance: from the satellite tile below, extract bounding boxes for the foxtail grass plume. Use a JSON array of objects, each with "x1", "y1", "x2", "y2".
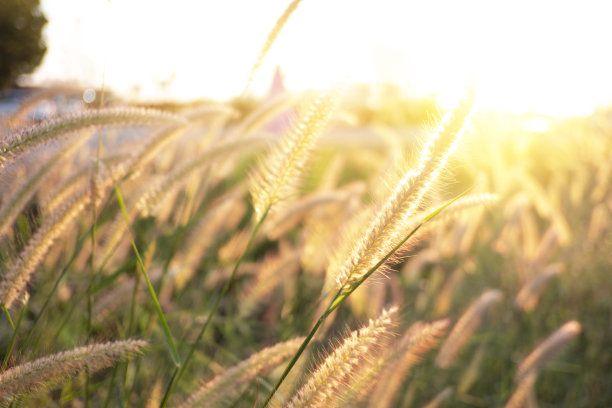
[
  {"x1": 177, "y1": 337, "x2": 304, "y2": 408},
  {"x1": 239, "y1": 249, "x2": 300, "y2": 317},
  {"x1": 331, "y1": 89, "x2": 475, "y2": 290},
  {"x1": 422, "y1": 387, "x2": 453, "y2": 408},
  {"x1": 505, "y1": 372, "x2": 538, "y2": 408},
  {"x1": 369, "y1": 319, "x2": 449, "y2": 408},
  {"x1": 285, "y1": 307, "x2": 397, "y2": 408},
  {"x1": 436, "y1": 289, "x2": 502, "y2": 369},
  {"x1": 243, "y1": 0, "x2": 304, "y2": 93},
  {"x1": 263, "y1": 190, "x2": 358, "y2": 240},
  {"x1": 515, "y1": 263, "x2": 563, "y2": 312},
  {"x1": 228, "y1": 92, "x2": 297, "y2": 139},
  {"x1": 0, "y1": 131, "x2": 90, "y2": 241},
  {"x1": 0, "y1": 339, "x2": 146, "y2": 402},
  {"x1": 514, "y1": 321, "x2": 581, "y2": 383},
  {"x1": 0, "y1": 107, "x2": 184, "y2": 168},
  {"x1": 250, "y1": 89, "x2": 339, "y2": 223},
  {"x1": 171, "y1": 188, "x2": 247, "y2": 289},
  {"x1": 457, "y1": 343, "x2": 487, "y2": 395},
  {"x1": 0, "y1": 165, "x2": 121, "y2": 309},
  {"x1": 423, "y1": 193, "x2": 499, "y2": 230},
  {"x1": 137, "y1": 134, "x2": 263, "y2": 216}
]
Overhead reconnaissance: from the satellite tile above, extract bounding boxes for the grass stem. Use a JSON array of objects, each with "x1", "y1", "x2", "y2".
[
  {"x1": 159, "y1": 206, "x2": 270, "y2": 408},
  {"x1": 114, "y1": 184, "x2": 181, "y2": 367},
  {"x1": 3, "y1": 304, "x2": 15, "y2": 330},
  {"x1": 261, "y1": 195, "x2": 460, "y2": 407}
]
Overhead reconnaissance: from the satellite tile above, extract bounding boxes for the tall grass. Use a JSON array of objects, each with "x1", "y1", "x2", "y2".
[{"x1": 0, "y1": 4, "x2": 610, "y2": 408}]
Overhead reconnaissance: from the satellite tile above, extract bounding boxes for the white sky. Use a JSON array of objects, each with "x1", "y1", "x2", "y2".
[{"x1": 28, "y1": 0, "x2": 612, "y2": 116}]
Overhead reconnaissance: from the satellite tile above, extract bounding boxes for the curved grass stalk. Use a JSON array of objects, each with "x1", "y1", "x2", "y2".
[
  {"x1": 170, "y1": 188, "x2": 247, "y2": 289},
  {"x1": 368, "y1": 319, "x2": 449, "y2": 408},
  {"x1": 18, "y1": 227, "x2": 91, "y2": 352},
  {"x1": 422, "y1": 387, "x2": 453, "y2": 408},
  {"x1": 239, "y1": 250, "x2": 301, "y2": 318},
  {"x1": 227, "y1": 92, "x2": 296, "y2": 139},
  {"x1": 505, "y1": 372, "x2": 538, "y2": 408},
  {"x1": 124, "y1": 123, "x2": 191, "y2": 180},
  {"x1": 263, "y1": 190, "x2": 357, "y2": 240},
  {"x1": 161, "y1": 90, "x2": 338, "y2": 407}
]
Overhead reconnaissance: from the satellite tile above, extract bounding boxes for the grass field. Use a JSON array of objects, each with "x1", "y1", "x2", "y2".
[{"x1": 1, "y1": 2, "x2": 611, "y2": 407}]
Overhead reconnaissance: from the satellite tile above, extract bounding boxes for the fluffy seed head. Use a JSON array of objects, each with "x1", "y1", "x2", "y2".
[
  {"x1": 330, "y1": 90, "x2": 475, "y2": 290},
  {"x1": 436, "y1": 289, "x2": 502, "y2": 368},
  {"x1": 286, "y1": 307, "x2": 397, "y2": 408},
  {"x1": 0, "y1": 107, "x2": 184, "y2": 168},
  {"x1": 249, "y1": 89, "x2": 339, "y2": 223},
  {"x1": 178, "y1": 337, "x2": 304, "y2": 408},
  {"x1": 0, "y1": 339, "x2": 146, "y2": 401},
  {"x1": 515, "y1": 321, "x2": 581, "y2": 382}
]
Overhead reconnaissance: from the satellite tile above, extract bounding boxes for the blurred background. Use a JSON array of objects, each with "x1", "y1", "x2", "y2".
[
  {"x1": 1, "y1": 1, "x2": 612, "y2": 407},
  {"x1": 2, "y1": 0, "x2": 612, "y2": 117}
]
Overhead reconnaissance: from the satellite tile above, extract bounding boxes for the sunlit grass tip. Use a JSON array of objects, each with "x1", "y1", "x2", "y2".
[
  {"x1": 330, "y1": 89, "x2": 476, "y2": 290},
  {"x1": 285, "y1": 306, "x2": 397, "y2": 408},
  {"x1": 435, "y1": 289, "x2": 502, "y2": 369},
  {"x1": 249, "y1": 88, "x2": 340, "y2": 223},
  {"x1": 0, "y1": 107, "x2": 185, "y2": 168}
]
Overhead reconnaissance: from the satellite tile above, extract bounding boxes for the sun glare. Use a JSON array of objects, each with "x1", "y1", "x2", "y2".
[{"x1": 30, "y1": 0, "x2": 612, "y2": 117}]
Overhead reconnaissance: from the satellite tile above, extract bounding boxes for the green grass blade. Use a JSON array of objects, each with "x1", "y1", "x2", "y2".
[
  {"x1": 159, "y1": 206, "x2": 270, "y2": 408},
  {"x1": 2, "y1": 304, "x2": 15, "y2": 330},
  {"x1": 261, "y1": 194, "x2": 464, "y2": 406},
  {"x1": 114, "y1": 184, "x2": 181, "y2": 367}
]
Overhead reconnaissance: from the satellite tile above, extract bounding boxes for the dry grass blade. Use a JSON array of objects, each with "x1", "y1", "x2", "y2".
[
  {"x1": 239, "y1": 249, "x2": 301, "y2": 318},
  {"x1": 421, "y1": 387, "x2": 453, "y2": 408},
  {"x1": 136, "y1": 134, "x2": 263, "y2": 216},
  {"x1": 423, "y1": 193, "x2": 499, "y2": 230}
]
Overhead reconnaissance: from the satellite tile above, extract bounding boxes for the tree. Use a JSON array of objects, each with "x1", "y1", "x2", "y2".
[{"x1": 0, "y1": 0, "x2": 47, "y2": 90}]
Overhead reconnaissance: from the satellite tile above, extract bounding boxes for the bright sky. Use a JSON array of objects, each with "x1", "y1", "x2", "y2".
[{"x1": 29, "y1": 0, "x2": 612, "y2": 117}]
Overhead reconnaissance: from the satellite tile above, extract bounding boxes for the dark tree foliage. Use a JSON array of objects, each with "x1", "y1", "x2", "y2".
[{"x1": 0, "y1": 0, "x2": 47, "y2": 90}]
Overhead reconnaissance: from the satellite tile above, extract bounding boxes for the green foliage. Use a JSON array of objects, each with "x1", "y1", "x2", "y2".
[{"x1": 0, "y1": 0, "x2": 47, "y2": 89}]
